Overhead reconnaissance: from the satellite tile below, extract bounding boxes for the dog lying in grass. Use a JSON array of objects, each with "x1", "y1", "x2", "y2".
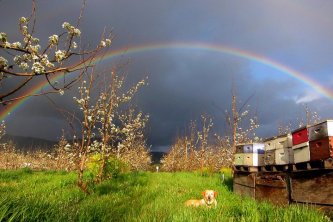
[{"x1": 185, "y1": 190, "x2": 218, "y2": 208}]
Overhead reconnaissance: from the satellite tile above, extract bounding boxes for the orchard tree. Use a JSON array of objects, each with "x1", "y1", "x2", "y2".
[
  {"x1": 70, "y1": 69, "x2": 148, "y2": 192},
  {"x1": 222, "y1": 88, "x2": 260, "y2": 154},
  {"x1": 277, "y1": 104, "x2": 321, "y2": 135},
  {"x1": 0, "y1": 0, "x2": 112, "y2": 104},
  {"x1": 0, "y1": 121, "x2": 5, "y2": 140}
]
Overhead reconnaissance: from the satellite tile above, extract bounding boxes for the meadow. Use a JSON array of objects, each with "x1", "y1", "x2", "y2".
[{"x1": 0, "y1": 169, "x2": 331, "y2": 222}]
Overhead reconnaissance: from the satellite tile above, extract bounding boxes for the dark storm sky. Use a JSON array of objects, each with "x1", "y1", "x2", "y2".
[{"x1": 1, "y1": 0, "x2": 333, "y2": 151}]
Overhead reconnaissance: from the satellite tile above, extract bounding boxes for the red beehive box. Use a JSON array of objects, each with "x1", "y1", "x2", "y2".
[
  {"x1": 292, "y1": 126, "x2": 308, "y2": 146},
  {"x1": 309, "y1": 137, "x2": 333, "y2": 161}
]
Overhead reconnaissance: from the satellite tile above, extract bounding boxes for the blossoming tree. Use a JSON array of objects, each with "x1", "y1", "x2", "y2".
[
  {"x1": 0, "y1": 0, "x2": 112, "y2": 104},
  {"x1": 69, "y1": 70, "x2": 148, "y2": 192}
]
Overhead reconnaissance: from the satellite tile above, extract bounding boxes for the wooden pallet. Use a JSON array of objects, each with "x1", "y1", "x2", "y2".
[
  {"x1": 233, "y1": 169, "x2": 333, "y2": 214},
  {"x1": 234, "y1": 165, "x2": 260, "y2": 172},
  {"x1": 292, "y1": 158, "x2": 333, "y2": 171},
  {"x1": 255, "y1": 173, "x2": 290, "y2": 206},
  {"x1": 260, "y1": 165, "x2": 289, "y2": 172},
  {"x1": 290, "y1": 170, "x2": 333, "y2": 211}
]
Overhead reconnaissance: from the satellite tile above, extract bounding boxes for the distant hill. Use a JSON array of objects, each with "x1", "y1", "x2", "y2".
[{"x1": 1, "y1": 135, "x2": 56, "y2": 152}]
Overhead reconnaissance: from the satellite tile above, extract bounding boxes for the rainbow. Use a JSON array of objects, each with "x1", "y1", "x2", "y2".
[{"x1": 1, "y1": 41, "x2": 333, "y2": 121}]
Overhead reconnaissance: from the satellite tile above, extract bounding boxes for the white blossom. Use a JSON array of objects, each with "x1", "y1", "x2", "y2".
[
  {"x1": 62, "y1": 22, "x2": 81, "y2": 36},
  {"x1": 0, "y1": 32, "x2": 7, "y2": 42},
  {"x1": 55, "y1": 50, "x2": 66, "y2": 62},
  {"x1": 19, "y1": 17, "x2": 27, "y2": 24},
  {"x1": 62, "y1": 22, "x2": 70, "y2": 29},
  {"x1": 21, "y1": 26, "x2": 28, "y2": 35},
  {"x1": 11, "y1": 42, "x2": 22, "y2": 48},
  {"x1": 29, "y1": 44, "x2": 41, "y2": 53},
  {"x1": 105, "y1": 38, "x2": 112, "y2": 46},
  {"x1": 48, "y1": 34, "x2": 59, "y2": 45},
  {"x1": 100, "y1": 40, "x2": 106, "y2": 47},
  {"x1": 19, "y1": 62, "x2": 29, "y2": 71},
  {"x1": 73, "y1": 28, "x2": 81, "y2": 36},
  {"x1": 0, "y1": 57, "x2": 8, "y2": 68},
  {"x1": 31, "y1": 62, "x2": 45, "y2": 74},
  {"x1": 72, "y1": 41, "x2": 77, "y2": 49}
]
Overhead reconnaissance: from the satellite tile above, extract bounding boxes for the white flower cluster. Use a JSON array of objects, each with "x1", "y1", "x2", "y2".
[
  {"x1": 11, "y1": 42, "x2": 22, "y2": 48},
  {"x1": 0, "y1": 16, "x2": 87, "y2": 77},
  {"x1": 0, "y1": 32, "x2": 7, "y2": 42},
  {"x1": 19, "y1": 17, "x2": 27, "y2": 24},
  {"x1": 48, "y1": 34, "x2": 59, "y2": 45},
  {"x1": 100, "y1": 39, "x2": 112, "y2": 48},
  {"x1": 31, "y1": 62, "x2": 45, "y2": 74},
  {"x1": 0, "y1": 57, "x2": 8, "y2": 69},
  {"x1": 41, "y1": 54, "x2": 54, "y2": 68},
  {"x1": 62, "y1": 22, "x2": 81, "y2": 36},
  {"x1": 55, "y1": 50, "x2": 66, "y2": 62}
]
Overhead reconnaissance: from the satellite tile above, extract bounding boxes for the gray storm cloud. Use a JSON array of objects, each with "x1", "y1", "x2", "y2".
[{"x1": 2, "y1": 0, "x2": 333, "y2": 151}]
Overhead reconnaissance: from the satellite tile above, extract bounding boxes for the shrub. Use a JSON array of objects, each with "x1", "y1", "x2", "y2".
[{"x1": 86, "y1": 154, "x2": 130, "y2": 180}]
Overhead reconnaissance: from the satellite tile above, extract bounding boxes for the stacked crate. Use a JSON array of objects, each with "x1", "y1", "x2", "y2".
[
  {"x1": 292, "y1": 120, "x2": 333, "y2": 163},
  {"x1": 264, "y1": 134, "x2": 294, "y2": 165},
  {"x1": 308, "y1": 120, "x2": 333, "y2": 161},
  {"x1": 234, "y1": 143, "x2": 265, "y2": 166},
  {"x1": 292, "y1": 126, "x2": 310, "y2": 163}
]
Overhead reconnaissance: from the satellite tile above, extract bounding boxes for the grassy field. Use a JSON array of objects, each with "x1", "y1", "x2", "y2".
[{"x1": 0, "y1": 168, "x2": 331, "y2": 222}]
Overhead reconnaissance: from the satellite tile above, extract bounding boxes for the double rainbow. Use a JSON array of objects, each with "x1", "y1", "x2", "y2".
[{"x1": 1, "y1": 42, "x2": 332, "y2": 121}]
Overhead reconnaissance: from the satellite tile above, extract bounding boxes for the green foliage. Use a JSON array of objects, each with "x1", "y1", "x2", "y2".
[
  {"x1": 219, "y1": 167, "x2": 232, "y2": 175},
  {"x1": 0, "y1": 170, "x2": 331, "y2": 222},
  {"x1": 194, "y1": 166, "x2": 220, "y2": 177},
  {"x1": 86, "y1": 154, "x2": 130, "y2": 180}
]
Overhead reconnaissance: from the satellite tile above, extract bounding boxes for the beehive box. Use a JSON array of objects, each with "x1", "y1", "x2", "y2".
[
  {"x1": 275, "y1": 148, "x2": 294, "y2": 165},
  {"x1": 292, "y1": 126, "x2": 309, "y2": 146},
  {"x1": 234, "y1": 154, "x2": 245, "y2": 166},
  {"x1": 236, "y1": 145, "x2": 244, "y2": 154},
  {"x1": 293, "y1": 142, "x2": 310, "y2": 163},
  {"x1": 239, "y1": 143, "x2": 265, "y2": 154},
  {"x1": 308, "y1": 120, "x2": 333, "y2": 142},
  {"x1": 264, "y1": 150, "x2": 276, "y2": 165},
  {"x1": 264, "y1": 134, "x2": 292, "y2": 151},
  {"x1": 244, "y1": 153, "x2": 265, "y2": 166},
  {"x1": 309, "y1": 137, "x2": 333, "y2": 161}
]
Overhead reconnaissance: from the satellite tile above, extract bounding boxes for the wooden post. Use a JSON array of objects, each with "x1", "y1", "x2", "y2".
[{"x1": 233, "y1": 172, "x2": 256, "y2": 198}]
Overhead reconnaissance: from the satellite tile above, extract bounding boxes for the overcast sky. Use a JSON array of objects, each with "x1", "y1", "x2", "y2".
[{"x1": 1, "y1": 0, "x2": 333, "y2": 151}]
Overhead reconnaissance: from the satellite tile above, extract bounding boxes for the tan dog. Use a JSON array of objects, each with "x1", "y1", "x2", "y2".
[{"x1": 185, "y1": 190, "x2": 218, "y2": 208}]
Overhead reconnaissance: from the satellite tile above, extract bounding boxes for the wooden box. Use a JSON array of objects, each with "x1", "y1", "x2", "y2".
[
  {"x1": 244, "y1": 153, "x2": 265, "y2": 166},
  {"x1": 255, "y1": 174, "x2": 290, "y2": 205},
  {"x1": 308, "y1": 120, "x2": 333, "y2": 142},
  {"x1": 309, "y1": 137, "x2": 333, "y2": 161},
  {"x1": 242, "y1": 143, "x2": 265, "y2": 154},
  {"x1": 236, "y1": 145, "x2": 244, "y2": 154},
  {"x1": 275, "y1": 148, "x2": 294, "y2": 165},
  {"x1": 292, "y1": 142, "x2": 310, "y2": 163},
  {"x1": 264, "y1": 134, "x2": 292, "y2": 151},
  {"x1": 292, "y1": 126, "x2": 308, "y2": 146},
  {"x1": 234, "y1": 154, "x2": 245, "y2": 166},
  {"x1": 290, "y1": 171, "x2": 333, "y2": 206},
  {"x1": 264, "y1": 150, "x2": 276, "y2": 165},
  {"x1": 233, "y1": 172, "x2": 255, "y2": 198}
]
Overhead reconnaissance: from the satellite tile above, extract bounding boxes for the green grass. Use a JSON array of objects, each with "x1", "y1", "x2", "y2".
[{"x1": 0, "y1": 169, "x2": 331, "y2": 222}]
